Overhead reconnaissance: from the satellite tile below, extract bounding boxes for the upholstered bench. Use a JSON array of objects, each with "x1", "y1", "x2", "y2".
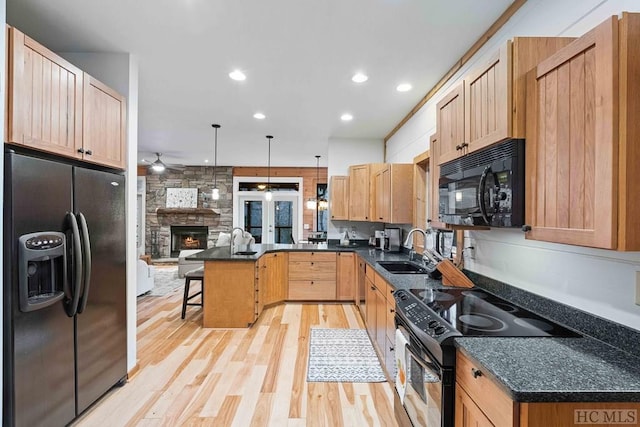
[{"x1": 177, "y1": 249, "x2": 204, "y2": 278}]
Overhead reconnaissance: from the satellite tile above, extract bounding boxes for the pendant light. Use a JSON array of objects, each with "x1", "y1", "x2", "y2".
[
  {"x1": 306, "y1": 155, "x2": 321, "y2": 210},
  {"x1": 211, "y1": 124, "x2": 221, "y2": 200},
  {"x1": 316, "y1": 155, "x2": 328, "y2": 210},
  {"x1": 265, "y1": 135, "x2": 274, "y2": 201}
]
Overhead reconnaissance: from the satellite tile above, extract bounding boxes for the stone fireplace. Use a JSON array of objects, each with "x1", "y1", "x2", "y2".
[
  {"x1": 144, "y1": 166, "x2": 233, "y2": 259},
  {"x1": 170, "y1": 226, "x2": 208, "y2": 257}
]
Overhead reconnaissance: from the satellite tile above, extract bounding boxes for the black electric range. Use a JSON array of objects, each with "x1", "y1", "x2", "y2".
[{"x1": 394, "y1": 287, "x2": 580, "y2": 366}]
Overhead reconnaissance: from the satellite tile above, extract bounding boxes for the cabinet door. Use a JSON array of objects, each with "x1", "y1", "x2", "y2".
[
  {"x1": 375, "y1": 286, "x2": 386, "y2": 351},
  {"x1": 349, "y1": 164, "x2": 371, "y2": 220},
  {"x1": 329, "y1": 176, "x2": 349, "y2": 220},
  {"x1": 365, "y1": 277, "x2": 376, "y2": 341},
  {"x1": 429, "y1": 134, "x2": 448, "y2": 229},
  {"x1": 7, "y1": 27, "x2": 84, "y2": 158},
  {"x1": 374, "y1": 167, "x2": 390, "y2": 222},
  {"x1": 413, "y1": 151, "x2": 429, "y2": 245},
  {"x1": 436, "y1": 83, "x2": 465, "y2": 165},
  {"x1": 261, "y1": 252, "x2": 288, "y2": 306},
  {"x1": 336, "y1": 252, "x2": 355, "y2": 301},
  {"x1": 465, "y1": 43, "x2": 511, "y2": 151},
  {"x1": 82, "y1": 74, "x2": 127, "y2": 169},
  {"x1": 455, "y1": 384, "x2": 494, "y2": 427},
  {"x1": 525, "y1": 16, "x2": 618, "y2": 248},
  {"x1": 388, "y1": 164, "x2": 414, "y2": 224}
]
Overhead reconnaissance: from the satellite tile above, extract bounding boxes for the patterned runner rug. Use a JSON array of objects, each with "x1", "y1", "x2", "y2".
[{"x1": 307, "y1": 328, "x2": 387, "y2": 383}]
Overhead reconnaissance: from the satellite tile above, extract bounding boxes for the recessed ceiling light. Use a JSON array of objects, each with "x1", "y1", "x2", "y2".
[
  {"x1": 229, "y1": 70, "x2": 246, "y2": 81},
  {"x1": 352, "y1": 73, "x2": 368, "y2": 83},
  {"x1": 204, "y1": 159, "x2": 209, "y2": 163},
  {"x1": 341, "y1": 113, "x2": 353, "y2": 121},
  {"x1": 253, "y1": 112, "x2": 266, "y2": 120},
  {"x1": 396, "y1": 83, "x2": 412, "y2": 92}
]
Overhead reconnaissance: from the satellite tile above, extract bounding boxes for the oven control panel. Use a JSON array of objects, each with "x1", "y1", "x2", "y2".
[{"x1": 394, "y1": 289, "x2": 460, "y2": 341}]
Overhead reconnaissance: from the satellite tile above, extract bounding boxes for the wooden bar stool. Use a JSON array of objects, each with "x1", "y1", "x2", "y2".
[{"x1": 181, "y1": 266, "x2": 204, "y2": 319}]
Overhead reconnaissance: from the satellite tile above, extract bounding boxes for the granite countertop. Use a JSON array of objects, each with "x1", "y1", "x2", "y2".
[
  {"x1": 186, "y1": 242, "x2": 444, "y2": 289},
  {"x1": 455, "y1": 337, "x2": 640, "y2": 402},
  {"x1": 187, "y1": 242, "x2": 640, "y2": 402}
]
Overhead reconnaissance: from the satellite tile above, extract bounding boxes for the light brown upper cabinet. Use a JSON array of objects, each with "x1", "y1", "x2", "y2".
[
  {"x1": 413, "y1": 150, "x2": 429, "y2": 253},
  {"x1": 525, "y1": 13, "x2": 640, "y2": 250},
  {"x1": 82, "y1": 74, "x2": 127, "y2": 169},
  {"x1": 437, "y1": 37, "x2": 575, "y2": 166},
  {"x1": 436, "y1": 83, "x2": 465, "y2": 165},
  {"x1": 349, "y1": 163, "x2": 383, "y2": 221},
  {"x1": 6, "y1": 27, "x2": 84, "y2": 158},
  {"x1": 373, "y1": 163, "x2": 413, "y2": 224},
  {"x1": 6, "y1": 26, "x2": 127, "y2": 170},
  {"x1": 329, "y1": 175, "x2": 349, "y2": 220},
  {"x1": 429, "y1": 134, "x2": 448, "y2": 229}
]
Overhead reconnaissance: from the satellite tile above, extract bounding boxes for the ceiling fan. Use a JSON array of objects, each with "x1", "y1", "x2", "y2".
[{"x1": 149, "y1": 152, "x2": 166, "y2": 173}]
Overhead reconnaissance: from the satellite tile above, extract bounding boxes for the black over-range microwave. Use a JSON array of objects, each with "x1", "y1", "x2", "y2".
[{"x1": 439, "y1": 138, "x2": 525, "y2": 227}]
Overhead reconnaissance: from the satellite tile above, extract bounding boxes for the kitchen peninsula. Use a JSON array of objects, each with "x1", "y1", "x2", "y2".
[{"x1": 187, "y1": 242, "x2": 423, "y2": 328}]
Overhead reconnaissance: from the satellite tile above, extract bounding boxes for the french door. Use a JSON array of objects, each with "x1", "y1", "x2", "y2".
[{"x1": 238, "y1": 195, "x2": 298, "y2": 244}]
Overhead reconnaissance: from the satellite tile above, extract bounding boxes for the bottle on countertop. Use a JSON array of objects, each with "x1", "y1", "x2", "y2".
[{"x1": 340, "y1": 231, "x2": 350, "y2": 246}]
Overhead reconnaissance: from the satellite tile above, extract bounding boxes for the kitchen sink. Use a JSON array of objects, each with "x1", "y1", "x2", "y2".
[
  {"x1": 234, "y1": 251, "x2": 258, "y2": 256},
  {"x1": 377, "y1": 261, "x2": 430, "y2": 274}
]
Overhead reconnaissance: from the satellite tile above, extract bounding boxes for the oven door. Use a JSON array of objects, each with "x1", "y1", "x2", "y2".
[{"x1": 397, "y1": 326, "x2": 444, "y2": 427}]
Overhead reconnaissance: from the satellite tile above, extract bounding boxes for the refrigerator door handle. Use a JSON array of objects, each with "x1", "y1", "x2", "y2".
[
  {"x1": 77, "y1": 212, "x2": 92, "y2": 314},
  {"x1": 64, "y1": 212, "x2": 83, "y2": 317}
]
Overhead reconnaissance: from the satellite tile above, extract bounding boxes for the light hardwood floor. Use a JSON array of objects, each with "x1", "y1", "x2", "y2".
[{"x1": 73, "y1": 285, "x2": 398, "y2": 426}]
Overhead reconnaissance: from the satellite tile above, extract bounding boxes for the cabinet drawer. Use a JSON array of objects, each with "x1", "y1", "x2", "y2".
[
  {"x1": 288, "y1": 280, "x2": 336, "y2": 300},
  {"x1": 456, "y1": 351, "x2": 516, "y2": 426},
  {"x1": 289, "y1": 261, "x2": 336, "y2": 281},
  {"x1": 289, "y1": 252, "x2": 336, "y2": 262}
]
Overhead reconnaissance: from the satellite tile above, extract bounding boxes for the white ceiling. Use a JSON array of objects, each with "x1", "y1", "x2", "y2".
[{"x1": 7, "y1": 0, "x2": 514, "y2": 168}]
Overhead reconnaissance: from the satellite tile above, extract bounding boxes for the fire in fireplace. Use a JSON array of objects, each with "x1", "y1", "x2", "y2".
[{"x1": 170, "y1": 226, "x2": 208, "y2": 257}]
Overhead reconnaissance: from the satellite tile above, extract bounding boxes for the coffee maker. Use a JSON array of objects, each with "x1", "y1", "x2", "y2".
[{"x1": 383, "y1": 228, "x2": 401, "y2": 252}]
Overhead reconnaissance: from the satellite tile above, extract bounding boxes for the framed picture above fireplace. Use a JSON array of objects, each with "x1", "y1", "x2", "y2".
[{"x1": 166, "y1": 188, "x2": 198, "y2": 208}]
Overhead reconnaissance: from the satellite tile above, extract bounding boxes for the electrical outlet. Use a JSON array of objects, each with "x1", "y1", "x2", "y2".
[
  {"x1": 466, "y1": 238, "x2": 476, "y2": 260},
  {"x1": 304, "y1": 223, "x2": 310, "y2": 230},
  {"x1": 636, "y1": 272, "x2": 640, "y2": 306}
]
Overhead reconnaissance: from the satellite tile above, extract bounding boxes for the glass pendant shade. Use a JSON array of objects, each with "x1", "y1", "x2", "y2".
[
  {"x1": 212, "y1": 124, "x2": 221, "y2": 200},
  {"x1": 306, "y1": 198, "x2": 317, "y2": 210}
]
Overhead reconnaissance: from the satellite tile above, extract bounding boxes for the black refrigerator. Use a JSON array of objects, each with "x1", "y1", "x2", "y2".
[{"x1": 3, "y1": 149, "x2": 127, "y2": 426}]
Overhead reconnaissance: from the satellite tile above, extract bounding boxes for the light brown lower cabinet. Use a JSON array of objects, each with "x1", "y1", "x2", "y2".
[
  {"x1": 288, "y1": 252, "x2": 337, "y2": 301},
  {"x1": 204, "y1": 260, "x2": 257, "y2": 328},
  {"x1": 456, "y1": 351, "x2": 640, "y2": 426},
  {"x1": 363, "y1": 266, "x2": 398, "y2": 380},
  {"x1": 258, "y1": 252, "x2": 288, "y2": 306},
  {"x1": 336, "y1": 252, "x2": 356, "y2": 301}
]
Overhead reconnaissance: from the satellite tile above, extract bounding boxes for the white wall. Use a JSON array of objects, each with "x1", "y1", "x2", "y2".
[
  {"x1": 385, "y1": 0, "x2": 640, "y2": 330},
  {"x1": 327, "y1": 137, "x2": 385, "y2": 239},
  {"x1": 59, "y1": 52, "x2": 140, "y2": 371}
]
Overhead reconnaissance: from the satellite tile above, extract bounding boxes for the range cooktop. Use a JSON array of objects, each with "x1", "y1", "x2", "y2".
[{"x1": 407, "y1": 287, "x2": 579, "y2": 337}]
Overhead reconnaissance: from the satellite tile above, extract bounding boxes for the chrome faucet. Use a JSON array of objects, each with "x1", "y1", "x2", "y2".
[
  {"x1": 404, "y1": 228, "x2": 429, "y2": 262},
  {"x1": 230, "y1": 227, "x2": 244, "y2": 255}
]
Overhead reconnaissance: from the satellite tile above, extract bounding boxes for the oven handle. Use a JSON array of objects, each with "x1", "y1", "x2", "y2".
[
  {"x1": 397, "y1": 325, "x2": 441, "y2": 381},
  {"x1": 478, "y1": 165, "x2": 492, "y2": 225}
]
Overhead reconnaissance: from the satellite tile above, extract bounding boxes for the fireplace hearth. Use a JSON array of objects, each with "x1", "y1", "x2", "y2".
[{"x1": 170, "y1": 226, "x2": 208, "y2": 257}]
